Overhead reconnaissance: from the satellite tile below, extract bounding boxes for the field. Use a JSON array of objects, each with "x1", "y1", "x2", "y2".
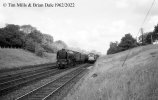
[
  {"x1": 64, "y1": 44, "x2": 158, "y2": 100},
  {"x1": 0, "y1": 48, "x2": 56, "y2": 70}
]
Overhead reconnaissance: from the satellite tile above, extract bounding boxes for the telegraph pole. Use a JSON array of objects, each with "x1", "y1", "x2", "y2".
[
  {"x1": 140, "y1": 28, "x2": 144, "y2": 45},
  {"x1": 151, "y1": 35, "x2": 153, "y2": 44}
]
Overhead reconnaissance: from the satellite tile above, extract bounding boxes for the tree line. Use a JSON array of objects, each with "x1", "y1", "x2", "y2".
[
  {"x1": 107, "y1": 24, "x2": 158, "y2": 55},
  {"x1": 0, "y1": 24, "x2": 67, "y2": 57}
]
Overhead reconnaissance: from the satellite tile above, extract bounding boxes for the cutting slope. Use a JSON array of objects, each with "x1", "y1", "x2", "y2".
[
  {"x1": 64, "y1": 44, "x2": 158, "y2": 100},
  {"x1": 0, "y1": 48, "x2": 56, "y2": 70}
]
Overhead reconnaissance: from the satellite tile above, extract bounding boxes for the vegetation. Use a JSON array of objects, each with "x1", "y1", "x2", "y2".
[
  {"x1": 107, "y1": 33, "x2": 138, "y2": 54},
  {"x1": 0, "y1": 24, "x2": 67, "y2": 57},
  {"x1": 0, "y1": 48, "x2": 56, "y2": 69},
  {"x1": 107, "y1": 24, "x2": 158, "y2": 55},
  {"x1": 138, "y1": 24, "x2": 158, "y2": 45},
  {"x1": 64, "y1": 44, "x2": 158, "y2": 100},
  {"x1": 107, "y1": 41, "x2": 119, "y2": 54},
  {"x1": 0, "y1": 24, "x2": 25, "y2": 48}
]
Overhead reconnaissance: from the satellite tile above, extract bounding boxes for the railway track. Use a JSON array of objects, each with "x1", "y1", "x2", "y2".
[
  {"x1": 0, "y1": 67, "x2": 68, "y2": 96},
  {"x1": 0, "y1": 66, "x2": 56, "y2": 84},
  {"x1": 0, "y1": 63, "x2": 56, "y2": 78},
  {"x1": 15, "y1": 65, "x2": 88, "y2": 100}
]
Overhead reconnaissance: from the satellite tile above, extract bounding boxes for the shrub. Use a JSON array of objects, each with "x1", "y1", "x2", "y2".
[
  {"x1": 35, "y1": 43, "x2": 45, "y2": 57},
  {"x1": 24, "y1": 38, "x2": 36, "y2": 52}
]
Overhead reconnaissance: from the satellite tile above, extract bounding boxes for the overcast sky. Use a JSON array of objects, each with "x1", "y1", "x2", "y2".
[{"x1": 0, "y1": 0, "x2": 158, "y2": 54}]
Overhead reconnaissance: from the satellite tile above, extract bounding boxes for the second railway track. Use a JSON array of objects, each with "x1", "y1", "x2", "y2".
[
  {"x1": 0, "y1": 66, "x2": 56, "y2": 84},
  {"x1": 0, "y1": 66, "x2": 68, "y2": 95},
  {"x1": 0, "y1": 63, "x2": 56, "y2": 78},
  {"x1": 15, "y1": 64, "x2": 89, "y2": 100}
]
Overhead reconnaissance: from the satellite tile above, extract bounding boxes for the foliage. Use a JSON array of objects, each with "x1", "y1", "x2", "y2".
[
  {"x1": 145, "y1": 32, "x2": 153, "y2": 44},
  {"x1": 0, "y1": 24, "x2": 55, "y2": 56},
  {"x1": 27, "y1": 30, "x2": 43, "y2": 43},
  {"x1": 41, "y1": 43, "x2": 55, "y2": 53},
  {"x1": 42, "y1": 34, "x2": 54, "y2": 45},
  {"x1": 152, "y1": 24, "x2": 158, "y2": 41},
  {"x1": 20, "y1": 25, "x2": 36, "y2": 34},
  {"x1": 107, "y1": 41, "x2": 119, "y2": 54},
  {"x1": 153, "y1": 24, "x2": 158, "y2": 34},
  {"x1": 107, "y1": 33, "x2": 138, "y2": 55},
  {"x1": 24, "y1": 38, "x2": 36, "y2": 52},
  {"x1": 35, "y1": 43, "x2": 45, "y2": 57},
  {"x1": 0, "y1": 23, "x2": 69, "y2": 57},
  {"x1": 107, "y1": 24, "x2": 158, "y2": 55},
  {"x1": 138, "y1": 24, "x2": 158, "y2": 45},
  {"x1": 0, "y1": 24, "x2": 25, "y2": 48},
  {"x1": 138, "y1": 32, "x2": 149, "y2": 45},
  {"x1": 119, "y1": 33, "x2": 137, "y2": 51}
]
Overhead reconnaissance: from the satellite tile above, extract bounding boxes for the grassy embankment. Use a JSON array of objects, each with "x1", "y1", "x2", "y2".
[
  {"x1": 0, "y1": 48, "x2": 56, "y2": 70},
  {"x1": 64, "y1": 44, "x2": 158, "y2": 100}
]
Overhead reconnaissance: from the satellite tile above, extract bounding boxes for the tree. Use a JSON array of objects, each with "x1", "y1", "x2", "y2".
[
  {"x1": 24, "y1": 38, "x2": 36, "y2": 52},
  {"x1": 24, "y1": 29, "x2": 44, "y2": 52},
  {"x1": 26, "y1": 30, "x2": 43, "y2": 44},
  {"x1": 152, "y1": 24, "x2": 158, "y2": 41},
  {"x1": 139, "y1": 24, "x2": 158, "y2": 45},
  {"x1": 41, "y1": 43, "x2": 55, "y2": 53},
  {"x1": 118, "y1": 33, "x2": 137, "y2": 51},
  {"x1": 0, "y1": 24, "x2": 26, "y2": 48},
  {"x1": 20, "y1": 25, "x2": 36, "y2": 34},
  {"x1": 42, "y1": 34, "x2": 54, "y2": 45},
  {"x1": 35, "y1": 43, "x2": 45, "y2": 57},
  {"x1": 138, "y1": 32, "x2": 149, "y2": 45},
  {"x1": 107, "y1": 41, "x2": 119, "y2": 54},
  {"x1": 145, "y1": 32, "x2": 153, "y2": 44},
  {"x1": 153, "y1": 24, "x2": 158, "y2": 34}
]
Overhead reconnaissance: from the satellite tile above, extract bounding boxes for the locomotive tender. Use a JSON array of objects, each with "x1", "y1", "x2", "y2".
[{"x1": 56, "y1": 49, "x2": 98, "y2": 69}]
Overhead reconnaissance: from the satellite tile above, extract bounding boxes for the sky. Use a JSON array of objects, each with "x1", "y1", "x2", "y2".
[{"x1": 0, "y1": 0, "x2": 158, "y2": 54}]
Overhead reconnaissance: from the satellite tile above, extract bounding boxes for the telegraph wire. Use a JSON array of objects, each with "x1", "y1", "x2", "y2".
[
  {"x1": 122, "y1": 0, "x2": 156, "y2": 67},
  {"x1": 136, "y1": 0, "x2": 156, "y2": 38}
]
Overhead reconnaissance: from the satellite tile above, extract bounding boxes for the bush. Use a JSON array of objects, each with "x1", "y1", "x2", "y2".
[
  {"x1": 107, "y1": 33, "x2": 138, "y2": 55},
  {"x1": 24, "y1": 38, "x2": 36, "y2": 52},
  {"x1": 107, "y1": 41, "x2": 119, "y2": 54},
  {"x1": 35, "y1": 44, "x2": 45, "y2": 57},
  {"x1": 41, "y1": 44, "x2": 55, "y2": 53}
]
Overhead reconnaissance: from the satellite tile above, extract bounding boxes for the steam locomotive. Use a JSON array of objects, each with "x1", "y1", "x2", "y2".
[{"x1": 56, "y1": 49, "x2": 98, "y2": 69}]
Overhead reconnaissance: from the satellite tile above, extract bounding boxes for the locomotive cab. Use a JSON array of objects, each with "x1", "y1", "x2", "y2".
[
  {"x1": 57, "y1": 49, "x2": 76, "y2": 69},
  {"x1": 57, "y1": 49, "x2": 68, "y2": 68}
]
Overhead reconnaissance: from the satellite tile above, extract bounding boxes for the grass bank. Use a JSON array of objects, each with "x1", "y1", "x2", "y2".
[
  {"x1": 0, "y1": 48, "x2": 56, "y2": 70},
  {"x1": 64, "y1": 44, "x2": 158, "y2": 100}
]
